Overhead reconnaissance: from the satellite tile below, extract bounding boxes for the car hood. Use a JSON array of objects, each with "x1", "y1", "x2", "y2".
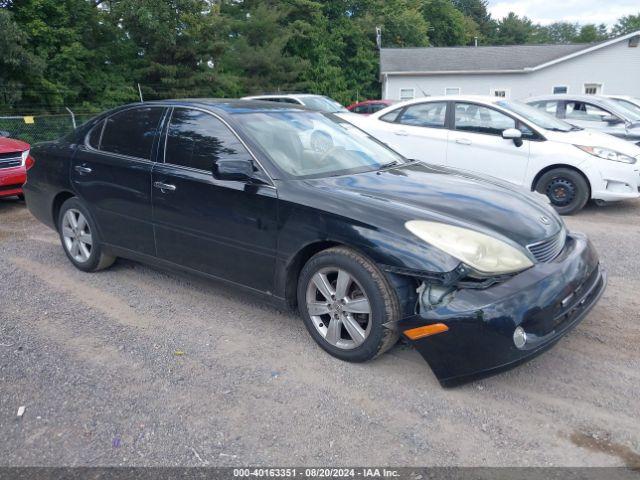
[
  {"x1": 305, "y1": 162, "x2": 564, "y2": 249},
  {"x1": 544, "y1": 128, "x2": 640, "y2": 156},
  {"x1": 0, "y1": 137, "x2": 29, "y2": 154}
]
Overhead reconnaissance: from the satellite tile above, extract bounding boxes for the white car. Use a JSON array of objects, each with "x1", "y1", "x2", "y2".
[
  {"x1": 606, "y1": 95, "x2": 640, "y2": 118},
  {"x1": 242, "y1": 94, "x2": 349, "y2": 114},
  {"x1": 339, "y1": 95, "x2": 640, "y2": 214}
]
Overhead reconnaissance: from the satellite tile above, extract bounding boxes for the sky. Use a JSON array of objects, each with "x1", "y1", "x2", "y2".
[{"x1": 488, "y1": 0, "x2": 640, "y2": 26}]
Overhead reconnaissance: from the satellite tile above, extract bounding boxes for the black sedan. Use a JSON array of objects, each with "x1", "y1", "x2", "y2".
[{"x1": 23, "y1": 100, "x2": 606, "y2": 387}]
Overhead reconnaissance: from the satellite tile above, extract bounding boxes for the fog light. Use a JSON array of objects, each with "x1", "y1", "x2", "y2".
[{"x1": 513, "y1": 326, "x2": 527, "y2": 349}]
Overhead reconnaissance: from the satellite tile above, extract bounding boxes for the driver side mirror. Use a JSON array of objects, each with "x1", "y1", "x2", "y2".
[
  {"x1": 602, "y1": 114, "x2": 622, "y2": 125},
  {"x1": 502, "y1": 128, "x2": 523, "y2": 147},
  {"x1": 212, "y1": 157, "x2": 255, "y2": 182}
]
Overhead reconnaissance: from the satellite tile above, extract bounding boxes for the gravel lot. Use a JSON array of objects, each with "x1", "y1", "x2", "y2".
[{"x1": 1, "y1": 196, "x2": 639, "y2": 467}]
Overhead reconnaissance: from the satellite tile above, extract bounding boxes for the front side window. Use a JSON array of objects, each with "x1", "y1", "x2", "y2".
[
  {"x1": 236, "y1": 111, "x2": 405, "y2": 179},
  {"x1": 165, "y1": 108, "x2": 249, "y2": 171},
  {"x1": 397, "y1": 102, "x2": 447, "y2": 128},
  {"x1": 100, "y1": 107, "x2": 164, "y2": 159},
  {"x1": 454, "y1": 103, "x2": 515, "y2": 135},
  {"x1": 530, "y1": 101, "x2": 559, "y2": 116},
  {"x1": 353, "y1": 105, "x2": 370, "y2": 114},
  {"x1": 370, "y1": 103, "x2": 388, "y2": 113},
  {"x1": 565, "y1": 102, "x2": 612, "y2": 122}
]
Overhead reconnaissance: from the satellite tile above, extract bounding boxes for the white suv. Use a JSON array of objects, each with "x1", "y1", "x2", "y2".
[{"x1": 339, "y1": 95, "x2": 640, "y2": 214}]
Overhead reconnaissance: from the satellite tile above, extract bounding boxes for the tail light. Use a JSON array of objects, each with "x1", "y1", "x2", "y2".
[{"x1": 21, "y1": 149, "x2": 34, "y2": 170}]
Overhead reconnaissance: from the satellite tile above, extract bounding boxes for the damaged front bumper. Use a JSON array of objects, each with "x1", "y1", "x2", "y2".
[{"x1": 397, "y1": 232, "x2": 606, "y2": 387}]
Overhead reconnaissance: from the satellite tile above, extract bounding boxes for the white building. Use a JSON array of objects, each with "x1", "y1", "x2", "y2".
[{"x1": 380, "y1": 31, "x2": 640, "y2": 101}]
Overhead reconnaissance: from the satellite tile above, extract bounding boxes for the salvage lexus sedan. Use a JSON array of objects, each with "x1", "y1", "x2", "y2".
[{"x1": 23, "y1": 100, "x2": 606, "y2": 387}]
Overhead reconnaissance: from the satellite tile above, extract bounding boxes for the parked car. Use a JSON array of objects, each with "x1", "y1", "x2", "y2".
[
  {"x1": 605, "y1": 95, "x2": 640, "y2": 118},
  {"x1": 242, "y1": 93, "x2": 349, "y2": 114},
  {"x1": 347, "y1": 99, "x2": 395, "y2": 115},
  {"x1": 340, "y1": 96, "x2": 640, "y2": 215},
  {"x1": 526, "y1": 94, "x2": 640, "y2": 146},
  {"x1": 24, "y1": 100, "x2": 606, "y2": 387},
  {"x1": 0, "y1": 136, "x2": 32, "y2": 200}
]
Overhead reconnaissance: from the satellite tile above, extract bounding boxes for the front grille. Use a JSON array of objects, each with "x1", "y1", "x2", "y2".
[
  {"x1": 527, "y1": 231, "x2": 566, "y2": 263},
  {"x1": 0, "y1": 155, "x2": 22, "y2": 170}
]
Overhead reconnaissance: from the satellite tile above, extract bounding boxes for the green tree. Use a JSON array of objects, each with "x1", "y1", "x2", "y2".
[
  {"x1": 421, "y1": 0, "x2": 471, "y2": 46},
  {"x1": 612, "y1": 14, "x2": 640, "y2": 36},
  {"x1": 0, "y1": 9, "x2": 42, "y2": 111},
  {"x1": 494, "y1": 12, "x2": 535, "y2": 45}
]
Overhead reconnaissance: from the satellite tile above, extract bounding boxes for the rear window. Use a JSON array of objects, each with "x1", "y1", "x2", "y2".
[{"x1": 100, "y1": 107, "x2": 164, "y2": 159}]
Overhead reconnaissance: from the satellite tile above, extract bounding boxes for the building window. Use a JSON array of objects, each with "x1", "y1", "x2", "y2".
[
  {"x1": 399, "y1": 88, "x2": 415, "y2": 101},
  {"x1": 445, "y1": 87, "x2": 461, "y2": 96},
  {"x1": 553, "y1": 86, "x2": 568, "y2": 94},
  {"x1": 491, "y1": 89, "x2": 509, "y2": 98},
  {"x1": 584, "y1": 83, "x2": 602, "y2": 95}
]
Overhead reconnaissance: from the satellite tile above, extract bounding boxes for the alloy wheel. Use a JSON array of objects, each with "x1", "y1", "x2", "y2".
[
  {"x1": 305, "y1": 267, "x2": 372, "y2": 350},
  {"x1": 62, "y1": 209, "x2": 93, "y2": 263}
]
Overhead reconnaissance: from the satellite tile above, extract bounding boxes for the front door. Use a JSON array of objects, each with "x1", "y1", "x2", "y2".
[
  {"x1": 447, "y1": 102, "x2": 531, "y2": 186},
  {"x1": 152, "y1": 107, "x2": 278, "y2": 294},
  {"x1": 561, "y1": 100, "x2": 628, "y2": 138},
  {"x1": 71, "y1": 106, "x2": 165, "y2": 255}
]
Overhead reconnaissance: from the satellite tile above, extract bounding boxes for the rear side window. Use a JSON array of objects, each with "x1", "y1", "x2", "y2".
[
  {"x1": 353, "y1": 105, "x2": 370, "y2": 114},
  {"x1": 370, "y1": 103, "x2": 388, "y2": 113},
  {"x1": 454, "y1": 103, "x2": 515, "y2": 136},
  {"x1": 164, "y1": 108, "x2": 249, "y2": 171},
  {"x1": 565, "y1": 102, "x2": 611, "y2": 122},
  {"x1": 100, "y1": 107, "x2": 164, "y2": 159},
  {"x1": 397, "y1": 102, "x2": 447, "y2": 128}
]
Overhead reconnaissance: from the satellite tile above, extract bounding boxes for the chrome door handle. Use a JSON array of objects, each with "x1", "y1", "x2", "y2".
[
  {"x1": 74, "y1": 165, "x2": 92, "y2": 174},
  {"x1": 153, "y1": 181, "x2": 176, "y2": 192},
  {"x1": 395, "y1": 130, "x2": 409, "y2": 136},
  {"x1": 455, "y1": 138, "x2": 472, "y2": 145}
]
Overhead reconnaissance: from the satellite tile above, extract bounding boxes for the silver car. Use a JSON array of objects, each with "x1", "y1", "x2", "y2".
[
  {"x1": 606, "y1": 95, "x2": 640, "y2": 118},
  {"x1": 526, "y1": 94, "x2": 640, "y2": 146}
]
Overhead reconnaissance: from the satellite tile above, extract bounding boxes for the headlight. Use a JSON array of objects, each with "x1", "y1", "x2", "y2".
[
  {"x1": 405, "y1": 220, "x2": 534, "y2": 275},
  {"x1": 575, "y1": 145, "x2": 637, "y2": 164},
  {"x1": 21, "y1": 149, "x2": 30, "y2": 167}
]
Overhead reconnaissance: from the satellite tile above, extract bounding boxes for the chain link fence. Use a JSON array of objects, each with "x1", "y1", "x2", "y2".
[{"x1": 0, "y1": 111, "x2": 97, "y2": 145}]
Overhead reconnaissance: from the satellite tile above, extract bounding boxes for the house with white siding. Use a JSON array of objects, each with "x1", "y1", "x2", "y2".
[{"x1": 380, "y1": 31, "x2": 640, "y2": 101}]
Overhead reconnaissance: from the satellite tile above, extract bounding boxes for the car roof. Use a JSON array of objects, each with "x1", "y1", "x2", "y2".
[
  {"x1": 118, "y1": 98, "x2": 307, "y2": 114},
  {"x1": 242, "y1": 94, "x2": 323, "y2": 100},
  {"x1": 525, "y1": 94, "x2": 614, "y2": 103}
]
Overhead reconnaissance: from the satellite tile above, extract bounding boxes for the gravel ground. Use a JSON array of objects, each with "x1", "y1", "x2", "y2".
[{"x1": 1, "y1": 196, "x2": 639, "y2": 467}]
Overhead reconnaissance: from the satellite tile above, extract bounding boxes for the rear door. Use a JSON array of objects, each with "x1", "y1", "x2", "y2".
[
  {"x1": 370, "y1": 101, "x2": 449, "y2": 165},
  {"x1": 447, "y1": 102, "x2": 531, "y2": 186},
  {"x1": 151, "y1": 107, "x2": 278, "y2": 293},
  {"x1": 71, "y1": 106, "x2": 165, "y2": 255}
]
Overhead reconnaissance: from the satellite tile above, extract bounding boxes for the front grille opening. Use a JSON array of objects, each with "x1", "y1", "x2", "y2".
[{"x1": 527, "y1": 231, "x2": 566, "y2": 263}]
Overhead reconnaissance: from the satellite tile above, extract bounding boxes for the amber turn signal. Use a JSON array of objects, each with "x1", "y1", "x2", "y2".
[{"x1": 404, "y1": 323, "x2": 449, "y2": 340}]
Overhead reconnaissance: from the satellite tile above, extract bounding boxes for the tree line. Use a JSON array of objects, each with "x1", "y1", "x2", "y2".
[{"x1": 1, "y1": 0, "x2": 639, "y2": 114}]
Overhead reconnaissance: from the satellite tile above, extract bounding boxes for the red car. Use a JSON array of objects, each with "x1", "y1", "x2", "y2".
[
  {"x1": 0, "y1": 136, "x2": 32, "y2": 199},
  {"x1": 346, "y1": 99, "x2": 395, "y2": 115}
]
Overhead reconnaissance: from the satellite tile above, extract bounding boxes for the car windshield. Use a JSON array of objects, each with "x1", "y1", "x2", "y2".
[
  {"x1": 236, "y1": 111, "x2": 406, "y2": 179},
  {"x1": 605, "y1": 99, "x2": 640, "y2": 122},
  {"x1": 497, "y1": 100, "x2": 575, "y2": 132},
  {"x1": 610, "y1": 98, "x2": 640, "y2": 118},
  {"x1": 300, "y1": 96, "x2": 349, "y2": 113}
]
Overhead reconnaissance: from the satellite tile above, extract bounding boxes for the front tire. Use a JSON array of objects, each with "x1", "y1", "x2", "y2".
[
  {"x1": 58, "y1": 197, "x2": 115, "y2": 272},
  {"x1": 297, "y1": 247, "x2": 400, "y2": 362},
  {"x1": 535, "y1": 168, "x2": 589, "y2": 215}
]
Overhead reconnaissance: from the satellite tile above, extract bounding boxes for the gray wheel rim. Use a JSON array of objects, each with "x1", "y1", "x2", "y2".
[
  {"x1": 62, "y1": 209, "x2": 93, "y2": 263},
  {"x1": 305, "y1": 267, "x2": 372, "y2": 350}
]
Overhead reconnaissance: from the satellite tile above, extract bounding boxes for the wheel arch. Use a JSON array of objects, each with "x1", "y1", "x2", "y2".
[
  {"x1": 531, "y1": 164, "x2": 592, "y2": 199},
  {"x1": 283, "y1": 240, "x2": 417, "y2": 315},
  {"x1": 51, "y1": 190, "x2": 76, "y2": 230}
]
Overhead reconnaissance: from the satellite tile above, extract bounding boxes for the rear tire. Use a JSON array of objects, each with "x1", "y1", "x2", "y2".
[
  {"x1": 57, "y1": 197, "x2": 115, "y2": 272},
  {"x1": 297, "y1": 247, "x2": 400, "y2": 362},
  {"x1": 535, "y1": 168, "x2": 589, "y2": 215}
]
